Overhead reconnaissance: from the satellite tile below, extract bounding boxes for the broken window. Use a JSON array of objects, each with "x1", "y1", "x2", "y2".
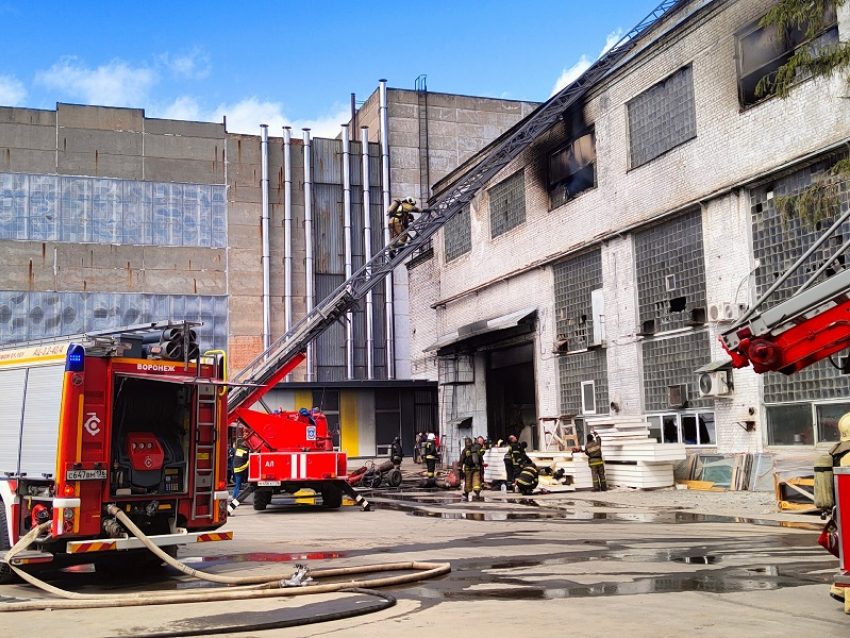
[
  {"x1": 489, "y1": 171, "x2": 526, "y2": 238},
  {"x1": 736, "y1": 4, "x2": 838, "y2": 107},
  {"x1": 648, "y1": 411, "x2": 716, "y2": 446},
  {"x1": 548, "y1": 130, "x2": 596, "y2": 209},
  {"x1": 627, "y1": 66, "x2": 696, "y2": 168},
  {"x1": 444, "y1": 204, "x2": 471, "y2": 262}
]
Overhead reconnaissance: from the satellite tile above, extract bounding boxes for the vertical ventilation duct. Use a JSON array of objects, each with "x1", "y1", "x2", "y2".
[
  {"x1": 342, "y1": 124, "x2": 354, "y2": 379},
  {"x1": 379, "y1": 79, "x2": 395, "y2": 379},
  {"x1": 303, "y1": 128, "x2": 315, "y2": 382},
  {"x1": 260, "y1": 124, "x2": 271, "y2": 352},
  {"x1": 362, "y1": 126, "x2": 374, "y2": 380}
]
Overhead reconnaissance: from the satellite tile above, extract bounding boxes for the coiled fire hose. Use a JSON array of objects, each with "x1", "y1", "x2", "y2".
[{"x1": 0, "y1": 506, "x2": 451, "y2": 612}]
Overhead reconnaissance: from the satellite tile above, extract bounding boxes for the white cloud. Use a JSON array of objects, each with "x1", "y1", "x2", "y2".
[
  {"x1": 34, "y1": 57, "x2": 157, "y2": 107},
  {"x1": 550, "y1": 29, "x2": 627, "y2": 97},
  {"x1": 151, "y1": 96, "x2": 351, "y2": 138},
  {"x1": 159, "y1": 48, "x2": 211, "y2": 80},
  {"x1": 0, "y1": 75, "x2": 26, "y2": 106}
]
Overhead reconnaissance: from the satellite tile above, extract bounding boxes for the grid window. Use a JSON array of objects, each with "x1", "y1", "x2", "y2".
[
  {"x1": 628, "y1": 66, "x2": 696, "y2": 168},
  {"x1": 736, "y1": 5, "x2": 837, "y2": 107},
  {"x1": 489, "y1": 171, "x2": 525, "y2": 238},
  {"x1": 750, "y1": 157, "x2": 850, "y2": 405},
  {"x1": 553, "y1": 250, "x2": 602, "y2": 352},
  {"x1": 444, "y1": 205, "x2": 471, "y2": 262},
  {"x1": 642, "y1": 332, "x2": 713, "y2": 412},
  {"x1": 0, "y1": 172, "x2": 226, "y2": 248},
  {"x1": 558, "y1": 350, "x2": 608, "y2": 416},
  {"x1": 634, "y1": 209, "x2": 706, "y2": 334},
  {"x1": 549, "y1": 130, "x2": 596, "y2": 209}
]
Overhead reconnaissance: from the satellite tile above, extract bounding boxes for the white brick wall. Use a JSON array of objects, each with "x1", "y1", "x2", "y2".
[{"x1": 411, "y1": 0, "x2": 850, "y2": 455}]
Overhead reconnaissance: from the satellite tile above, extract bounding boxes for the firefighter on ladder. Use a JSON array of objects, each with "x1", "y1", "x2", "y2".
[{"x1": 387, "y1": 197, "x2": 418, "y2": 254}]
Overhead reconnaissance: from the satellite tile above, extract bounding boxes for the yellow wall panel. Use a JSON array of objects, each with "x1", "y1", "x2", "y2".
[{"x1": 340, "y1": 391, "x2": 359, "y2": 457}]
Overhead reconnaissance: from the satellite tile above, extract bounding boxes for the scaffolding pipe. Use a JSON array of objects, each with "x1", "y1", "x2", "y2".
[
  {"x1": 260, "y1": 124, "x2": 271, "y2": 352},
  {"x1": 303, "y1": 128, "x2": 315, "y2": 382},
  {"x1": 342, "y1": 124, "x2": 354, "y2": 379},
  {"x1": 379, "y1": 79, "x2": 395, "y2": 379},
  {"x1": 362, "y1": 126, "x2": 374, "y2": 380}
]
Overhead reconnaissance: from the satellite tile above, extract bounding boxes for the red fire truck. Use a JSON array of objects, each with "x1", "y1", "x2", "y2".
[
  {"x1": 719, "y1": 214, "x2": 850, "y2": 613},
  {"x1": 0, "y1": 322, "x2": 232, "y2": 583}
]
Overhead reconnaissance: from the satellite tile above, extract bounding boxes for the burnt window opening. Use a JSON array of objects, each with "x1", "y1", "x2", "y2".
[
  {"x1": 736, "y1": 4, "x2": 838, "y2": 108},
  {"x1": 669, "y1": 296, "x2": 687, "y2": 313},
  {"x1": 445, "y1": 204, "x2": 471, "y2": 262},
  {"x1": 548, "y1": 130, "x2": 596, "y2": 209}
]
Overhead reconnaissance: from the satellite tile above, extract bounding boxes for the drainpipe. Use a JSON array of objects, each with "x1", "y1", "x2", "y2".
[
  {"x1": 283, "y1": 127, "x2": 293, "y2": 381},
  {"x1": 342, "y1": 124, "x2": 354, "y2": 380},
  {"x1": 260, "y1": 124, "x2": 271, "y2": 353},
  {"x1": 379, "y1": 79, "x2": 395, "y2": 380},
  {"x1": 362, "y1": 126, "x2": 374, "y2": 380},
  {"x1": 303, "y1": 128, "x2": 315, "y2": 382}
]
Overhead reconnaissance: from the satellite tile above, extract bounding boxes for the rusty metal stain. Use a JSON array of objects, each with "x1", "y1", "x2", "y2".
[
  {"x1": 28, "y1": 259, "x2": 33, "y2": 290},
  {"x1": 237, "y1": 139, "x2": 242, "y2": 163},
  {"x1": 194, "y1": 279, "x2": 198, "y2": 294},
  {"x1": 95, "y1": 149, "x2": 99, "y2": 173},
  {"x1": 4, "y1": 148, "x2": 9, "y2": 168}
]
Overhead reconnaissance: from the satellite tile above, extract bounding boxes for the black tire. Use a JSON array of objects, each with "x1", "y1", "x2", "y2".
[
  {"x1": 321, "y1": 484, "x2": 343, "y2": 509},
  {"x1": 0, "y1": 505, "x2": 17, "y2": 585},
  {"x1": 253, "y1": 489, "x2": 272, "y2": 511},
  {"x1": 386, "y1": 468, "x2": 402, "y2": 488}
]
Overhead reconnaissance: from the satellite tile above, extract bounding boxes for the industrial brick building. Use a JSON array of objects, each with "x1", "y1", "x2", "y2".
[
  {"x1": 0, "y1": 86, "x2": 536, "y2": 461},
  {"x1": 408, "y1": 0, "x2": 850, "y2": 466}
]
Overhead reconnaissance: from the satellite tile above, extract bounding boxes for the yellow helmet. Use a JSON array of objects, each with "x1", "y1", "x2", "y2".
[{"x1": 839, "y1": 412, "x2": 850, "y2": 441}]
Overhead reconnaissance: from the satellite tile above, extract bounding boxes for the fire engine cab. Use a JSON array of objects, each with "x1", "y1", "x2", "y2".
[{"x1": 0, "y1": 322, "x2": 232, "y2": 582}]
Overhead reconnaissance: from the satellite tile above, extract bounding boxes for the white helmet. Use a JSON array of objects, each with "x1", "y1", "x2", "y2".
[{"x1": 428, "y1": 433, "x2": 435, "y2": 441}]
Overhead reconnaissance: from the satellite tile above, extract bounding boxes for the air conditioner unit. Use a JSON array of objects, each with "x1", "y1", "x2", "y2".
[
  {"x1": 698, "y1": 371, "x2": 732, "y2": 397},
  {"x1": 708, "y1": 302, "x2": 744, "y2": 323},
  {"x1": 667, "y1": 384, "x2": 688, "y2": 408}
]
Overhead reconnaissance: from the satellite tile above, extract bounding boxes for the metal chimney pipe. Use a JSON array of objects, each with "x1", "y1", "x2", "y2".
[
  {"x1": 260, "y1": 124, "x2": 271, "y2": 353},
  {"x1": 379, "y1": 79, "x2": 395, "y2": 379},
  {"x1": 283, "y1": 127, "x2": 293, "y2": 334},
  {"x1": 362, "y1": 126, "x2": 374, "y2": 380},
  {"x1": 342, "y1": 124, "x2": 354, "y2": 380},
  {"x1": 303, "y1": 128, "x2": 315, "y2": 382}
]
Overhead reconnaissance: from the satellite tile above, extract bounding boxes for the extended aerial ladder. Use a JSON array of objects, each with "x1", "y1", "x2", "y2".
[
  {"x1": 226, "y1": 0, "x2": 685, "y2": 419},
  {"x1": 719, "y1": 193, "x2": 850, "y2": 611}
]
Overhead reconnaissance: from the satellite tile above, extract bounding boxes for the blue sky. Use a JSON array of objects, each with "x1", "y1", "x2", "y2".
[{"x1": 0, "y1": 1, "x2": 664, "y2": 137}]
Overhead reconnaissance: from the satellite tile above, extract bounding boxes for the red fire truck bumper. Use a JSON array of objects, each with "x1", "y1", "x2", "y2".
[{"x1": 66, "y1": 530, "x2": 233, "y2": 555}]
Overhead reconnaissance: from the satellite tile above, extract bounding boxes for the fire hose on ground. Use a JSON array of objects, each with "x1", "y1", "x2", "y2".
[{"x1": 0, "y1": 505, "x2": 451, "y2": 614}]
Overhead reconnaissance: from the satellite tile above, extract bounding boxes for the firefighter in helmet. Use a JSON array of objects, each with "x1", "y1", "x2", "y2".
[
  {"x1": 390, "y1": 436, "x2": 404, "y2": 467},
  {"x1": 584, "y1": 433, "x2": 607, "y2": 492},
  {"x1": 460, "y1": 436, "x2": 484, "y2": 501},
  {"x1": 232, "y1": 436, "x2": 251, "y2": 501},
  {"x1": 387, "y1": 197, "x2": 418, "y2": 250},
  {"x1": 423, "y1": 432, "x2": 439, "y2": 486},
  {"x1": 515, "y1": 458, "x2": 539, "y2": 495}
]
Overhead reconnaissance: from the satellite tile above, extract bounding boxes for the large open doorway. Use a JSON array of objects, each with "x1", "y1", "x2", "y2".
[{"x1": 486, "y1": 342, "x2": 537, "y2": 449}]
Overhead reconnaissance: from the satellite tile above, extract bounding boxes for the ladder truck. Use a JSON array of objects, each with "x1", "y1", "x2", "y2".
[
  {"x1": 719, "y1": 208, "x2": 850, "y2": 613},
  {"x1": 0, "y1": 321, "x2": 232, "y2": 583},
  {"x1": 223, "y1": 0, "x2": 684, "y2": 512}
]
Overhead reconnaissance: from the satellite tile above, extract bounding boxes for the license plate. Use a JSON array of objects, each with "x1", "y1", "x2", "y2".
[
  {"x1": 66, "y1": 469, "x2": 107, "y2": 481},
  {"x1": 257, "y1": 480, "x2": 281, "y2": 486}
]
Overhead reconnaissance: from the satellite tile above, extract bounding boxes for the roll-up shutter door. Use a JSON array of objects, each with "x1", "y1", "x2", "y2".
[
  {"x1": 19, "y1": 366, "x2": 64, "y2": 478},
  {"x1": 0, "y1": 368, "x2": 27, "y2": 476}
]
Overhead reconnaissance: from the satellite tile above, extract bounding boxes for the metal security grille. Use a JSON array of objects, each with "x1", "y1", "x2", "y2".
[
  {"x1": 444, "y1": 205, "x2": 471, "y2": 262},
  {"x1": 553, "y1": 250, "x2": 602, "y2": 351},
  {"x1": 559, "y1": 350, "x2": 608, "y2": 416},
  {"x1": 635, "y1": 209, "x2": 706, "y2": 333},
  {"x1": 628, "y1": 65, "x2": 696, "y2": 168},
  {"x1": 489, "y1": 171, "x2": 526, "y2": 238},
  {"x1": 0, "y1": 172, "x2": 227, "y2": 247},
  {"x1": 0, "y1": 290, "x2": 228, "y2": 351},
  {"x1": 642, "y1": 331, "x2": 712, "y2": 411},
  {"x1": 750, "y1": 157, "x2": 850, "y2": 403}
]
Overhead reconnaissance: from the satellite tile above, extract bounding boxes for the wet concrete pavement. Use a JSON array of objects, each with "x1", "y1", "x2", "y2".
[{"x1": 0, "y1": 487, "x2": 847, "y2": 637}]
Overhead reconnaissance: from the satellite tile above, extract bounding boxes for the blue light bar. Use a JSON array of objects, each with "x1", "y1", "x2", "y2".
[{"x1": 66, "y1": 344, "x2": 85, "y2": 372}]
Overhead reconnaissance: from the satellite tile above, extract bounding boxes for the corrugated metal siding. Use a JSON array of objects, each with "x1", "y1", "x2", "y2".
[
  {"x1": 312, "y1": 138, "x2": 342, "y2": 184},
  {"x1": 316, "y1": 273, "x2": 346, "y2": 381},
  {"x1": 313, "y1": 184, "x2": 344, "y2": 274}
]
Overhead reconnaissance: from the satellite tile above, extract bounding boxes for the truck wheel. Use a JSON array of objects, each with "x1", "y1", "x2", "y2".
[
  {"x1": 252, "y1": 490, "x2": 272, "y2": 511},
  {"x1": 387, "y1": 468, "x2": 402, "y2": 488},
  {"x1": 0, "y1": 505, "x2": 17, "y2": 584},
  {"x1": 321, "y1": 485, "x2": 342, "y2": 509}
]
